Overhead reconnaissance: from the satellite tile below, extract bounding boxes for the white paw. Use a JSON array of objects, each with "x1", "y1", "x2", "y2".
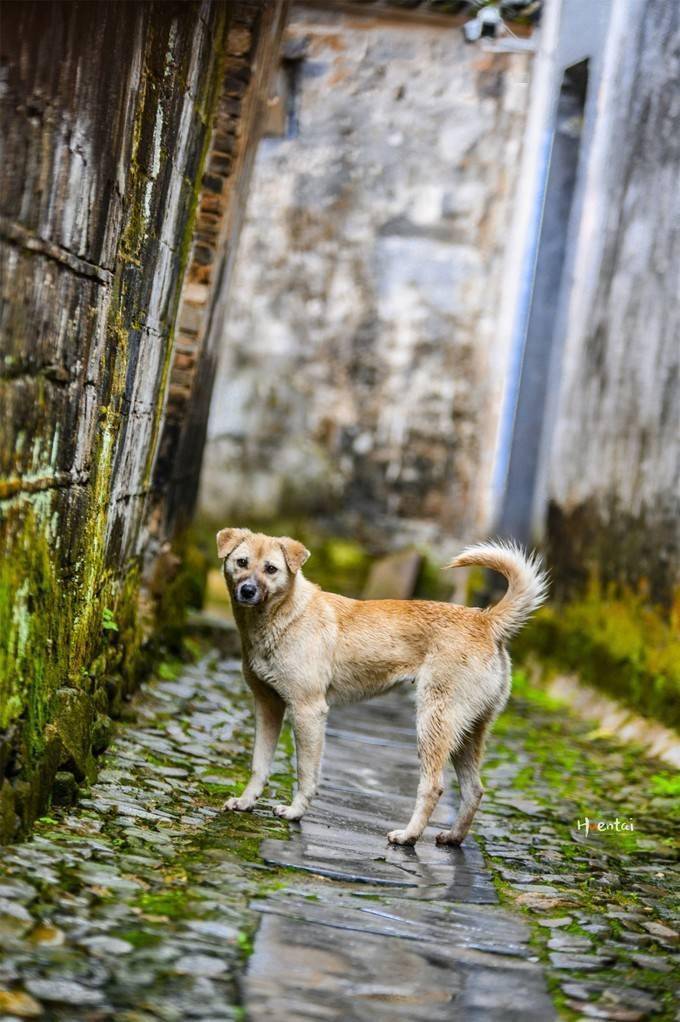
[
  {"x1": 435, "y1": 830, "x2": 463, "y2": 847},
  {"x1": 387, "y1": 828, "x2": 417, "y2": 846},
  {"x1": 223, "y1": 795, "x2": 255, "y2": 812},
  {"x1": 274, "y1": 803, "x2": 304, "y2": 821}
]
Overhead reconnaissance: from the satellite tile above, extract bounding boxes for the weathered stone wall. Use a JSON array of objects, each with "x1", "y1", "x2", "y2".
[
  {"x1": 200, "y1": 6, "x2": 532, "y2": 546},
  {"x1": 543, "y1": 0, "x2": 680, "y2": 605},
  {"x1": 0, "y1": 0, "x2": 285, "y2": 840}
]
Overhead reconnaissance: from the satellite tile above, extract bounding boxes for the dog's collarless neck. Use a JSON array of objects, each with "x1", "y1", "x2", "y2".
[{"x1": 240, "y1": 575, "x2": 316, "y2": 649}]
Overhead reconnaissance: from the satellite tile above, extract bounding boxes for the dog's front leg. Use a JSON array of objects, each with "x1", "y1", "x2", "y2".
[
  {"x1": 274, "y1": 699, "x2": 328, "y2": 821},
  {"x1": 224, "y1": 676, "x2": 285, "y2": 812}
]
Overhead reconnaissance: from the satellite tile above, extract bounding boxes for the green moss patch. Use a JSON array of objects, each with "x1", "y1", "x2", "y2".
[
  {"x1": 514, "y1": 580, "x2": 680, "y2": 728},
  {"x1": 477, "y1": 670, "x2": 679, "y2": 1021}
]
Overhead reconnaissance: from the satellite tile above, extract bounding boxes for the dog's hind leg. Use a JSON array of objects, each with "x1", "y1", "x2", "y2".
[
  {"x1": 435, "y1": 714, "x2": 489, "y2": 846},
  {"x1": 387, "y1": 697, "x2": 454, "y2": 847}
]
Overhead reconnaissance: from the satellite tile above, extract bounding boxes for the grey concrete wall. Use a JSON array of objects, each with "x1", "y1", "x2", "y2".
[
  {"x1": 200, "y1": 6, "x2": 532, "y2": 546},
  {"x1": 538, "y1": 0, "x2": 680, "y2": 603}
]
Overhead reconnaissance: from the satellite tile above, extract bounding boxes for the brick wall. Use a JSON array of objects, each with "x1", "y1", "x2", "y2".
[{"x1": 154, "y1": 3, "x2": 289, "y2": 541}]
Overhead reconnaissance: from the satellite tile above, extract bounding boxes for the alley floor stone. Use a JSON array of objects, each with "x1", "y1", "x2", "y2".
[
  {"x1": 0, "y1": 651, "x2": 677, "y2": 1021},
  {"x1": 0, "y1": 654, "x2": 289, "y2": 1022},
  {"x1": 245, "y1": 696, "x2": 555, "y2": 1021},
  {"x1": 473, "y1": 674, "x2": 680, "y2": 1022}
]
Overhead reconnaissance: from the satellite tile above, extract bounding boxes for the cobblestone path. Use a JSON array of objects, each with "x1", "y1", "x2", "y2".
[
  {"x1": 0, "y1": 654, "x2": 288, "y2": 1021},
  {"x1": 475, "y1": 676, "x2": 679, "y2": 1022},
  {"x1": 0, "y1": 652, "x2": 677, "y2": 1021}
]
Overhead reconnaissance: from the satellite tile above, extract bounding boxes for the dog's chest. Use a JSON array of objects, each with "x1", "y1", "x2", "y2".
[{"x1": 246, "y1": 642, "x2": 289, "y2": 691}]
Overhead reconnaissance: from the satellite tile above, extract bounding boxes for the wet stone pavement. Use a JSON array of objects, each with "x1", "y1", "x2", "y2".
[
  {"x1": 0, "y1": 652, "x2": 677, "y2": 1021},
  {"x1": 246, "y1": 695, "x2": 554, "y2": 1022},
  {"x1": 0, "y1": 654, "x2": 290, "y2": 1022},
  {"x1": 476, "y1": 676, "x2": 680, "y2": 1022}
]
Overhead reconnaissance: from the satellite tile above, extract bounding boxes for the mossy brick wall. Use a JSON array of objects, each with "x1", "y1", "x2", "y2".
[
  {"x1": 154, "y1": 2, "x2": 289, "y2": 539},
  {"x1": 544, "y1": 0, "x2": 679, "y2": 609},
  {"x1": 0, "y1": 0, "x2": 286, "y2": 841}
]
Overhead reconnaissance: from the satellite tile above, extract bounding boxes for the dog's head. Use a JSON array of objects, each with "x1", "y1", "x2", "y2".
[{"x1": 216, "y1": 528, "x2": 310, "y2": 609}]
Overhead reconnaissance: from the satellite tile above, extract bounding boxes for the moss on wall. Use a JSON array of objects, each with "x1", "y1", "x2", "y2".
[
  {"x1": 514, "y1": 578, "x2": 680, "y2": 729},
  {"x1": 0, "y1": 1, "x2": 231, "y2": 842},
  {"x1": 0, "y1": 513, "x2": 208, "y2": 840},
  {"x1": 0, "y1": 501, "x2": 66, "y2": 746}
]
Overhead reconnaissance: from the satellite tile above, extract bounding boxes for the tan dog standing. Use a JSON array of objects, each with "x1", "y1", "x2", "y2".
[{"x1": 217, "y1": 529, "x2": 548, "y2": 846}]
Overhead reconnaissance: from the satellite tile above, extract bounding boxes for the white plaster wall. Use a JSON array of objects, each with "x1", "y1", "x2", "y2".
[{"x1": 541, "y1": 0, "x2": 679, "y2": 599}]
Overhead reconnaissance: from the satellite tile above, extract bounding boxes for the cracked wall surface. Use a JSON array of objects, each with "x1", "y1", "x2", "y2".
[
  {"x1": 543, "y1": 0, "x2": 680, "y2": 605},
  {"x1": 199, "y1": 6, "x2": 532, "y2": 547}
]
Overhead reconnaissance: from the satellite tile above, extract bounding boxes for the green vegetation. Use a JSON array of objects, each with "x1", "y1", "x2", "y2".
[
  {"x1": 102, "y1": 608, "x2": 119, "y2": 632},
  {"x1": 514, "y1": 579, "x2": 680, "y2": 728},
  {"x1": 0, "y1": 2, "x2": 229, "y2": 842},
  {"x1": 650, "y1": 773, "x2": 680, "y2": 800},
  {"x1": 479, "y1": 670, "x2": 679, "y2": 1021},
  {"x1": 0, "y1": 504, "x2": 67, "y2": 744}
]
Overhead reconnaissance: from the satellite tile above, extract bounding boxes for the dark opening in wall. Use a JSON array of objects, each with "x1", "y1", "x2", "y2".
[
  {"x1": 498, "y1": 58, "x2": 590, "y2": 544},
  {"x1": 262, "y1": 56, "x2": 303, "y2": 139}
]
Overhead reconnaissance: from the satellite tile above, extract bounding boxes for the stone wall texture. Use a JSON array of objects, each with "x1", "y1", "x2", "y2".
[
  {"x1": 544, "y1": 0, "x2": 680, "y2": 605},
  {"x1": 0, "y1": 0, "x2": 286, "y2": 840},
  {"x1": 200, "y1": 6, "x2": 532, "y2": 546}
]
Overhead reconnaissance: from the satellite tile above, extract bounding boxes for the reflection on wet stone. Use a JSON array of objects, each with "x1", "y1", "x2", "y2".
[{"x1": 244, "y1": 689, "x2": 555, "y2": 1021}]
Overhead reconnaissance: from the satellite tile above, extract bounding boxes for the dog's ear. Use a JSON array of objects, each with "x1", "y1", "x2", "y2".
[
  {"x1": 278, "y1": 536, "x2": 310, "y2": 574},
  {"x1": 216, "y1": 527, "x2": 250, "y2": 560}
]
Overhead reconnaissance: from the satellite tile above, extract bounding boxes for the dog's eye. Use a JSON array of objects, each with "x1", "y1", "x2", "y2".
[
  {"x1": 264, "y1": 563, "x2": 278, "y2": 575},
  {"x1": 236, "y1": 557, "x2": 248, "y2": 568}
]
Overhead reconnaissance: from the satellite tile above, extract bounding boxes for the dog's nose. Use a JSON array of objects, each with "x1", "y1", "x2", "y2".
[{"x1": 239, "y1": 583, "x2": 257, "y2": 601}]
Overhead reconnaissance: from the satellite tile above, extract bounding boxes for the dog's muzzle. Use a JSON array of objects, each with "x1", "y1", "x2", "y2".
[{"x1": 235, "y1": 578, "x2": 263, "y2": 606}]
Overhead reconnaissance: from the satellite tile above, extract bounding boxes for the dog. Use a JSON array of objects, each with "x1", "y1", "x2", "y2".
[{"x1": 216, "y1": 528, "x2": 548, "y2": 846}]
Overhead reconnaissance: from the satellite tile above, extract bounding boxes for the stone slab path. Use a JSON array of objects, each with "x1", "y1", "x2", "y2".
[
  {"x1": 0, "y1": 652, "x2": 677, "y2": 1021},
  {"x1": 245, "y1": 696, "x2": 554, "y2": 1020}
]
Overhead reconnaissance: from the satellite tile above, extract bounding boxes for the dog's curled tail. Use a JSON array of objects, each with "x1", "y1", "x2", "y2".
[{"x1": 445, "y1": 540, "x2": 549, "y2": 642}]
